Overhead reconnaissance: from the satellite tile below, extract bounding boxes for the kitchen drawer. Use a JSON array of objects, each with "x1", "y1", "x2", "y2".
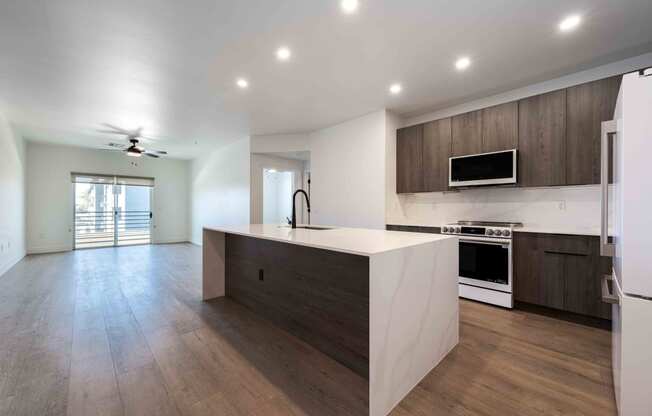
[{"x1": 540, "y1": 234, "x2": 591, "y2": 256}]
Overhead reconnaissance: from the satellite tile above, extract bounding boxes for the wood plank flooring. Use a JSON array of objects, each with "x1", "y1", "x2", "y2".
[{"x1": 0, "y1": 244, "x2": 616, "y2": 415}]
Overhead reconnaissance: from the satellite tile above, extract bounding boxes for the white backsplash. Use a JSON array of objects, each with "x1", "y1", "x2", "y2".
[{"x1": 387, "y1": 185, "x2": 610, "y2": 235}]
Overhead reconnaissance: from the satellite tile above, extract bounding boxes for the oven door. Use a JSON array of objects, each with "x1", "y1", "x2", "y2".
[{"x1": 458, "y1": 236, "x2": 512, "y2": 293}]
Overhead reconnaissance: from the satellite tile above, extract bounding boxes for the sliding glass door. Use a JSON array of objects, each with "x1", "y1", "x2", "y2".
[
  {"x1": 73, "y1": 174, "x2": 153, "y2": 249},
  {"x1": 115, "y1": 184, "x2": 152, "y2": 246}
]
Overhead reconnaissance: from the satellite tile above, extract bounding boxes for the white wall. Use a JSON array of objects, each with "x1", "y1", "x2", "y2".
[
  {"x1": 26, "y1": 142, "x2": 190, "y2": 253},
  {"x1": 388, "y1": 53, "x2": 652, "y2": 234},
  {"x1": 309, "y1": 110, "x2": 387, "y2": 229},
  {"x1": 0, "y1": 112, "x2": 26, "y2": 276},
  {"x1": 190, "y1": 138, "x2": 250, "y2": 245},
  {"x1": 250, "y1": 133, "x2": 310, "y2": 154}
]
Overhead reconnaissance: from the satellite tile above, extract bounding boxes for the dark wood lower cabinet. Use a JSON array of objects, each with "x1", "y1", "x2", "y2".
[
  {"x1": 225, "y1": 234, "x2": 370, "y2": 379},
  {"x1": 514, "y1": 232, "x2": 611, "y2": 320}
]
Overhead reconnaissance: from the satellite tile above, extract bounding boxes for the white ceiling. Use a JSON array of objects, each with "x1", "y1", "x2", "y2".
[{"x1": 1, "y1": 0, "x2": 651, "y2": 159}]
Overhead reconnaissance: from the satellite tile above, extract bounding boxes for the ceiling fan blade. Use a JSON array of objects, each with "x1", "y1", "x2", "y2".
[
  {"x1": 107, "y1": 142, "x2": 128, "y2": 148},
  {"x1": 99, "y1": 148, "x2": 124, "y2": 152},
  {"x1": 97, "y1": 129, "x2": 129, "y2": 135},
  {"x1": 143, "y1": 152, "x2": 160, "y2": 158},
  {"x1": 101, "y1": 123, "x2": 131, "y2": 134},
  {"x1": 152, "y1": 150, "x2": 168, "y2": 155}
]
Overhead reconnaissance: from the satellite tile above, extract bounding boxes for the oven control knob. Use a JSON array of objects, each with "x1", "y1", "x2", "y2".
[
  {"x1": 503, "y1": 230, "x2": 511, "y2": 237},
  {"x1": 442, "y1": 227, "x2": 448, "y2": 233},
  {"x1": 495, "y1": 229, "x2": 504, "y2": 236},
  {"x1": 486, "y1": 229, "x2": 494, "y2": 236},
  {"x1": 455, "y1": 227, "x2": 461, "y2": 233}
]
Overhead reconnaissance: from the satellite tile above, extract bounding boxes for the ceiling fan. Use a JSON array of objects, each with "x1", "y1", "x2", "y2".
[{"x1": 98, "y1": 123, "x2": 168, "y2": 158}]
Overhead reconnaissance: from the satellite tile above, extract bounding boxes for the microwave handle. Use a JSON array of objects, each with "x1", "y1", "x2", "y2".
[{"x1": 600, "y1": 120, "x2": 616, "y2": 257}]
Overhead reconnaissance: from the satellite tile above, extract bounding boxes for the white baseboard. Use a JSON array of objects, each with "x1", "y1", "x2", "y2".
[
  {"x1": 27, "y1": 244, "x2": 72, "y2": 255},
  {"x1": 153, "y1": 237, "x2": 191, "y2": 245},
  {"x1": 0, "y1": 251, "x2": 26, "y2": 279}
]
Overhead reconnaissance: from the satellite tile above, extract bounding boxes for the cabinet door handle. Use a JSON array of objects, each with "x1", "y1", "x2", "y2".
[
  {"x1": 601, "y1": 274, "x2": 619, "y2": 305},
  {"x1": 600, "y1": 120, "x2": 617, "y2": 257},
  {"x1": 543, "y1": 250, "x2": 588, "y2": 257}
]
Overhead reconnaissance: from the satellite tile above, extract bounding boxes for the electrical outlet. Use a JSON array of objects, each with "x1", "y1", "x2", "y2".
[
  {"x1": 558, "y1": 201, "x2": 566, "y2": 211},
  {"x1": 0, "y1": 243, "x2": 4, "y2": 253}
]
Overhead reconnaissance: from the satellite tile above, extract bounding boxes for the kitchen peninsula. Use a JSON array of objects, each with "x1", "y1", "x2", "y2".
[{"x1": 202, "y1": 224, "x2": 458, "y2": 416}]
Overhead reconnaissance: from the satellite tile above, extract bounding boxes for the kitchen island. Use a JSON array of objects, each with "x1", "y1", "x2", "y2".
[{"x1": 202, "y1": 224, "x2": 458, "y2": 416}]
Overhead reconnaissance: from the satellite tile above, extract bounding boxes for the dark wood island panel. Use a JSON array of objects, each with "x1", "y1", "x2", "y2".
[{"x1": 225, "y1": 233, "x2": 370, "y2": 379}]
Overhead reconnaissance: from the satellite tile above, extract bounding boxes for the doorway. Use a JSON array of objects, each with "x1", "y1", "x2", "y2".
[
  {"x1": 73, "y1": 173, "x2": 153, "y2": 249},
  {"x1": 251, "y1": 152, "x2": 310, "y2": 225},
  {"x1": 263, "y1": 169, "x2": 295, "y2": 225}
]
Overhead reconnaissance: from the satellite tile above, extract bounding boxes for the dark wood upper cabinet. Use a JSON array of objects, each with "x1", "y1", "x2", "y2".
[
  {"x1": 482, "y1": 102, "x2": 518, "y2": 153},
  {"x1": 395, "y1": 74, "x2": 624, "y2": 193},
  {"x1": 566, "y1": 76, "x2": 622, "y2": 185},
  {"x1": 396, "y1": 125, "x2": 424, "y2": 193},
  {"x1": 423, "y1": 118, "x2": 452, "y2": 192},
  {"x1": 451, "y1": 110, "x2": 482, "y2": 157},
  {"x1": 518, "y1": 90, "x2": 567, "y2": 187}
]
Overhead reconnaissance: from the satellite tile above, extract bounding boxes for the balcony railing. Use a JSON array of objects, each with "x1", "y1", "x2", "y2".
[{"x1": 74, "y1": 210, "x2": 152, "y2": 249}]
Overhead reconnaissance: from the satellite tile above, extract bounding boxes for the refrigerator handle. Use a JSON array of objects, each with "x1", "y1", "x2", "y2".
[
  {"x1": 600, "y1": 120, "x2": 617, "y2": 257},
  {"x1": 601, "y1": 274, "x2": 620, "y2": 305}
]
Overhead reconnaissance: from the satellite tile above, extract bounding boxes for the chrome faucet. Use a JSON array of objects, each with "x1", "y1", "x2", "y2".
[{"x1": 291, "y1": 189, "x2": 311, "y2": 229}]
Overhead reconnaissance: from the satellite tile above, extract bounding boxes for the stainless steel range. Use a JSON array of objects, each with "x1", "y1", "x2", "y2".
[{"x1": 442, "y1": 221, "x2": 522, "y2": 308}]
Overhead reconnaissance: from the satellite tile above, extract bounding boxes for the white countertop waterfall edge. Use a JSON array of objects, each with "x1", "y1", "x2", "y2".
[
  {"x1": 369, "y1": 236, "x2": 459, "y2": 416},
  {"x1": 203, "y1": 224, "x2": 454, "y2": 256},
  {"x1": 202, "y1": 226, "x2": 460, "y2": 416}
]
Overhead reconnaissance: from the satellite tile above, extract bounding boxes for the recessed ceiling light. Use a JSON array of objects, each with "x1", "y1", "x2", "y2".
[
  {"x1": 455, "y1": 57, "x2": 471, "y2": 71},
  {"x1": 389, "y1": 84, "x2": 402, "y2": 95},
  {"x1": 276, "y1": 47, "x2": 291, "y2": 61},
  {"x1": 559, "y1": 14, "x2": 581, "y2": 32},
  {"x1": 341, "y1": 0, "x2": 359, "y2": 14},
  {"x1": 236, "y1": 78, "x2": 248, "y2": 89}
]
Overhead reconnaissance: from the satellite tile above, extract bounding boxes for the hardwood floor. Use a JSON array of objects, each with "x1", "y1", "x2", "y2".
[{"x1": 0, "y1": 244, "x2": 616, "y2": 415}]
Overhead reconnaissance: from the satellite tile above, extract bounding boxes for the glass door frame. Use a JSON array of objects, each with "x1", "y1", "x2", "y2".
[{"x1": 72, "y1": 174, "x2": 154, "y2": 250}]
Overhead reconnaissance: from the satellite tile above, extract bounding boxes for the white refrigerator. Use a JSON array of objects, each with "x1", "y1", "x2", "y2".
[{"x1": 602, "y1": 68, "x2": 652, "y2": 415}]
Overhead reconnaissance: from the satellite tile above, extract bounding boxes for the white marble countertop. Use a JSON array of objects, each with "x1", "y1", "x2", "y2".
[{"x1": 204, "y1": 224, "x2": 455, "y2": 256}]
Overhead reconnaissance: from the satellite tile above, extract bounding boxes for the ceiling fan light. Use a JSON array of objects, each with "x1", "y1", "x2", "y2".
[{"x1": 126, "y1": 147, "x2": 142, "y2": 157}]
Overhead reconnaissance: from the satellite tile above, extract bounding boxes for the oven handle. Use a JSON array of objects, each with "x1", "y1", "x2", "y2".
[{"x1": 459, "y1": 236, "x2": 511, "y2": 246}]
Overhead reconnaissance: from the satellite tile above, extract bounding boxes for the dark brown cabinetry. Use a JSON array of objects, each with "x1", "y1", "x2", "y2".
[
  {"x1": 423, "y1": 118, "x2": 452, "y2": 192},
  {"x1": 225, "y1": 234, "x2": 370, "y2": 378},
  {"x1": 514, "y1": 232, "x2": 611, "y2": 320},
  {"x1": 396, "y1": 124, "x2": 424, "y2": 193},
  {"x1": 395, "y1": 75, "x2": 622, "y2": 193},
  {"x1": 451, "y1": 110, "x2": 482, "y2": 157},
  {"x1": 518, "y1": 90, "x2": 567, "y2": 187},
  {"x1": 482, "y1": 102, "x2": 518, "y2": 153},
  {"x1": 566, "y1": 76, "x2": 622, "y2": 185}
]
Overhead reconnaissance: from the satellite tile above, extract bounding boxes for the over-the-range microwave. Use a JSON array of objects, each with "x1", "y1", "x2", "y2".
[{"x1": 449, "y1": 149, "x2": 517, "y2": 187}]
